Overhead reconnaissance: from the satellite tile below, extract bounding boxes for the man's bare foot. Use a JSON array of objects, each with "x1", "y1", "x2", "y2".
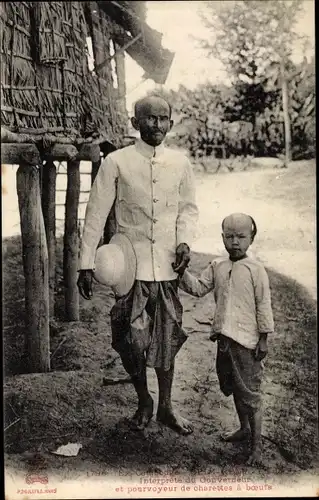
[
  {"x1": 221, "y1": 428, "x2": 251, "y2": 442},
  {"x1": 156, "y1": 407, "x2": 193, "y2": 435},
  {"x1": 246, "y1": 447, "x2": 262, "y2": 466},
  {"x1": 129, "y1": 397, "x2": 154, "y2": 431}
]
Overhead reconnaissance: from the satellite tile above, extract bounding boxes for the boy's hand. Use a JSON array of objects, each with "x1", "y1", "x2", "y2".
[
  {"x1": 77, "y1": 269, "x2": 94, "y2": 300},
  {"x1": 254, "y1": 335, "x2": 268, "y2": 361},
  {"x1": 172, "y1": 243, "x2": 190, "y2": 275}
]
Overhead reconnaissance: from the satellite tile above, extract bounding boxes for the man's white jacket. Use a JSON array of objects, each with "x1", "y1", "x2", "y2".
[{"x1": 79, "y1": 139, "x2": 199, "y2": 281}]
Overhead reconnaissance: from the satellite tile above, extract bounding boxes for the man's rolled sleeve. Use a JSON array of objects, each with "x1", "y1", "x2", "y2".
[
  {"x1": 176, "y1": 159, "x2": 199, "y2": 248},
  {"x1": 179, "y1": 263, "x2": 215, "y2": 297},
  {"x1": 79, "y1": 156, "x2": 118, "y2": 270},
  {"x1": 255, "y1": 266, "x2": 275, "y2": 334}
]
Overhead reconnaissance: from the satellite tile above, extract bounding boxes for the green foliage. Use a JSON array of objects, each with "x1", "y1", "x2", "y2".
[
  {"x1": 162, "y1": 55, "x2": 314, "y2": 160},
  {"x1": 191, "y1": 0, "x2": 314, "y2": 161},
  {"x1": 157, "y1": 0, "x2": 314, "y2": 160},
  {"x1": 289, "y1": 57, "x2": 316, "y2": 157},
  {"x1": 198, "y1": 0, "x2": 307, "y2": 84}
]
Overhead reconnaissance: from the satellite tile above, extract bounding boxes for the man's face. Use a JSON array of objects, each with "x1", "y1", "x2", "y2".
[
  {"x1": 222, "y1": 215, "x2": 254, "y2": 260},
  {"x1": 131, "y1": 97, "x2": 173, "y2": 147}
]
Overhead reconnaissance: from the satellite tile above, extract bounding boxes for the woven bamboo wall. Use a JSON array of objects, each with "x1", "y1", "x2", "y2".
[{"x1": 0, "y1": 1, "x2": 127, "y2": 148}]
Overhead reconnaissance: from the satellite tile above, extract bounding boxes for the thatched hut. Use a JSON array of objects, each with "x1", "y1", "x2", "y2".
[{"x1": 1, "y1": 1, "x2": 174, "y2": 373}]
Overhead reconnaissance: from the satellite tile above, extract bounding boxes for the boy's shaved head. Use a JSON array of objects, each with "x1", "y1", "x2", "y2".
[{"x1": 222, "y1": 213, "x2": 257, "y2": 239}]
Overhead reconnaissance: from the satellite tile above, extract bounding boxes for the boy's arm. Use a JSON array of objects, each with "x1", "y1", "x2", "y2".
[
  {"x1": 79, "y1": 156, "x2": 118, "y2": 270},
  {"x1": 179, "y1": 262, "x2": 215, "y2": 297},
  {"x1": 255, "y1": 266, "x2": 275, "y2": 334},
  {"x1": 254, "y1": 266, "x2": 275, "y2": 360},
  {"x1": 176, "y1": 158, "x2": 199, "y2": 248}
]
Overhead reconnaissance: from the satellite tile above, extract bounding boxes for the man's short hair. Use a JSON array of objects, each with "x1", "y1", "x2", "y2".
[{"x1": 134, "y1": 94, "x2": 172, "y2": 118}]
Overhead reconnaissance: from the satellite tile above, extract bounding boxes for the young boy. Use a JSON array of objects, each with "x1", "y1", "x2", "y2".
[{"x1": 174, "y1": 213, "x2": 274, "y2": 465}]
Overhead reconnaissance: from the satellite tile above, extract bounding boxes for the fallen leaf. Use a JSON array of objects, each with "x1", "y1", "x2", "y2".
[{"x1": 52, "y1": 442, "x2": 82, "y2": 457}]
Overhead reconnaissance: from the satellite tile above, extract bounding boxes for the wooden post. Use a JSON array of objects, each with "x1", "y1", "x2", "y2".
[
  {"x1": 16, "y1": 164, "x2": 50, "y2": 373},
  {"x1": 280, "y1": 58, "x2": 291, "y2": 166},
  {"x1": 114, "y1": 41, "x2": 127, "y2": 121},
  {"x1": 41, "y1": 160, "x2": 57, "y2": 316},
  {"x1": 91, "y1": 157, "x2": 101, "y2": 186},
  {"x1": 64, "y1": 160, "x2": 80, "y2": 321}
]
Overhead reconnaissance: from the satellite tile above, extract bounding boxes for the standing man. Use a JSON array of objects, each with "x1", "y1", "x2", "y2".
[{"x1": 77, "y1": 95, "x2": 198, "y2": 435}]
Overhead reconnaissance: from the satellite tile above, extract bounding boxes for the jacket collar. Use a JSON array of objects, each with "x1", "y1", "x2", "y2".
[{"x1": 135, "y1": 138, "x2": 165, "y2": 158}]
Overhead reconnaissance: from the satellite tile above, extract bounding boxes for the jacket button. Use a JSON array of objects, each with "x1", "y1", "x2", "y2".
[
  {"x1": 153, "y1": 179, "x2": 158, "y2": 183},
  {"x1": 151, "y1": 239, "x2": 156, "y2": 244},
  {"x1": 153, "y1": 218, "x2": 158, "y2": 223},
  {"x1": 153, "y1": 198, "x2": 158, "y2": 203}
]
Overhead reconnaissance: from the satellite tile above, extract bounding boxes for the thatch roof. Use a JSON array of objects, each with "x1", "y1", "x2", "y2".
[
  {"x1": 0, "y1": 1, "x2": 174, "y2": 151},
  {"x1": 98, "y1": 1, "x2": 174, "y2": 84}
]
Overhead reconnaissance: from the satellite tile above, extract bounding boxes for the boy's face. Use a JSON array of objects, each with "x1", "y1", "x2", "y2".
[
  {"x1": 222, "y1": 214, "x2": 254, "y2": 260},
  {"x1": 131, "y1": 97, "x2": 173, "y2": 147}
]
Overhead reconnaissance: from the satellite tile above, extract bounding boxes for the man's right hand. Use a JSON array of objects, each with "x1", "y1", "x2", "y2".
[{"x1": 77, "y1": 270, "x2": 94, "y2": 300}]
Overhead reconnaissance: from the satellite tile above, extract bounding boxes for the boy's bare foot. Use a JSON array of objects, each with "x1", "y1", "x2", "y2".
[
  {"x1": 246, "y1": 447, "x2": 262, "y2": 466},
  {"x1": 221, "y1": 428, "x2": 251, "y2": 442},
  {"x1": 129, "y1": 397, "x2": 154, "y2": 431},
  {"x1": 157, "y1": 407, "x2": 193, "y2": 435}
]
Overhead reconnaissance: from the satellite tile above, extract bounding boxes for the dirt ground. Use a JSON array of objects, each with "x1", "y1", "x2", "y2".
[{"x1": 3, "y1": 159, "x2": 318, "y2": 498}]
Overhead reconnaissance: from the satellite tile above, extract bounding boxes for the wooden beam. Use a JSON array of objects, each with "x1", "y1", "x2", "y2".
[
  {"x1": 110, "y1": 18, "x2": 174, "y2": 85},
  {"x1": 44, "y1": 144, "x2": 78, "y2": 162},
  {"x1": 95, "y1": 32, "x2": 142, "y2": 73},
  {"x1": 41, "y1": 160, "x2": 57, "y2": 317},
  {"x1": 77, "y1": 143, "x2": 100, "y2": 162},
  {"x1": 16, "y1": 164, "x2": 50, "y2": 373},
  {"x1": 63, "y1": 160, "x2": 80, "y2": 321},
  {"x1": 1, "y1": 143, "x2": 40, "y2": 166}
]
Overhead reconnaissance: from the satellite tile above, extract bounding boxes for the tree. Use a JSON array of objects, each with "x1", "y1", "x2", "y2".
[
  {"x1": 288, "y1": 56, "x2": 315, "y2": 157},
  {"x1": 167, "y1": 83, "x2": 241, "y2": 159},
  {"x1": 198, "y1": 0, "x2": 309, "y2": 164}
]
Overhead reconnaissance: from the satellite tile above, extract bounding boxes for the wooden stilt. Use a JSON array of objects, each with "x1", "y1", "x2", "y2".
[
  {"x1": 64, "y1": 160, "x2": 80, "y2": 321},
  {"x1": 41, "y1": 160, "x2": 57, "y2": 316},
  {"x1": 16, "y1": 164, "x2": 50, "y2": 373},
  {"x1": 91, "y1": 157, "x2": 101, "y2": 186}
]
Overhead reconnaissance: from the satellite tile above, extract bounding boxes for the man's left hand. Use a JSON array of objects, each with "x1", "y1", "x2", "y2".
[{"x1": 172, "y1": 243, "x2": 190, "y2": 275}]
